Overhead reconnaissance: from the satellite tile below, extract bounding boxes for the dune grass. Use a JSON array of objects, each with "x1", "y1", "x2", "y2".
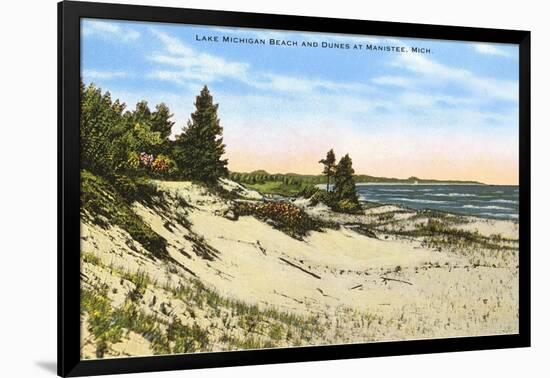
[
  {"x1": 81, "y1": 170, "x2": 168, "y2": 258},
  {"x1": 81, "y1": 258, "x2": 329, "y2": 358}
]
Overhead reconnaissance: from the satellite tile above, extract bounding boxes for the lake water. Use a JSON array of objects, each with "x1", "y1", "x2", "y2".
[{"x1": 355, "y1": 184, "x2": 519, "y2": 220}]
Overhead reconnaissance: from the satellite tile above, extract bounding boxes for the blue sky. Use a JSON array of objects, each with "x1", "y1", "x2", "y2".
[{"x1": 81, "y1": 19, "x2": 519, "y2": 184}]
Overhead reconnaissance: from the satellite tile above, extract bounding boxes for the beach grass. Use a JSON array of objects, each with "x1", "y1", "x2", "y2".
[
  {"x1": 81, "y1": 170, "x2": 168, "y2": 259},
  {"x1": 81, "y1": 256, "x2": 332, "y2": 358}
]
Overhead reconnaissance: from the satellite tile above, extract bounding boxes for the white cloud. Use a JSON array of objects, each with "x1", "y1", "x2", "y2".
[
  {"x1": 149, "y1": 28, "x2": 370, "y2": 95},
  {"x1": 250, "y1": 73, "x2": 367, "y2": 93},
  {"x1": 372, "y1": 76, "x2": 415, "y2": 88},
  {"x1": 96, "y1": 30, "x2": 510, "y2": 134},
  {"x1": 149, "y1": 29, "x2": 249, "y2": 84},
  {"x1": 398, "y1": 92, "x2": 474, "y2": 108},
  {"x1": 393, "y1": 49, "x2": 518, "y2": 102},
  {"x1": 473, "y1": 43, "x2": 512, "y2": 57},
  {"x1": 82, "y1": 69, "x2": 128, "y2": 80},
  {"x1": 141, "y1": 29, "x2": 519, "y2": 147},
  {"x1": 82, "y1": 20, "x2": 140, "y2": 42}
]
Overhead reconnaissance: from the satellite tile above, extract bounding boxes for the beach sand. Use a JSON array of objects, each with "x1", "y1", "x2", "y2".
[{"x1": 80, "y1": 179, "x2": 519, "y2": 359}]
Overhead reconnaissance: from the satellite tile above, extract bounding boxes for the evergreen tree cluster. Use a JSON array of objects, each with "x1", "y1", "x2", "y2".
[
  {"x1": 80, "y1": 81, "x2": 228, "y2": 185},
  {"x1": 80, "y1": 81, "x2": 171, "y2": 177},
  {"x1": 317, "y1": 150, "x2": 361, "y2": 213}
]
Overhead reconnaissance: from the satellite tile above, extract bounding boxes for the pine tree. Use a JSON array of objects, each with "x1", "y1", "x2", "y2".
[
  {"x1": 319, "y1": 149, "x2": 336, "y2": 191},
  {"x1": 133, "y1": 101, "x2": 151, "y2": 122},
  {"x1": 151, "y1": 103, "x2": 175, "y2": 140},
  {"x1": 333, "y1": 154, "x2": 360, "y2": 210},
  {"x1": 173, "y1": 86, "x2": 228, "y2": 183}
]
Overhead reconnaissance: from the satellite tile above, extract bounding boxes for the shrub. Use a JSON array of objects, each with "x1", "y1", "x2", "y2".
[
  {"x1": 336, "y1": 199, "x2": 362, "y2": 213},
  {"x1": 297, "y1": 184, "x2": 320, "y2": 199},
  {"x1": 310, "y1": 190, "x2": 362, "y2": 214},
  {"x1": 310, "y1": 190, "x2": 336, "y2": 207},
  {"x1": 112, "y1": 175, "x2": 139, "y2": 200},
  {"x1": 233, "y1": 201, "x2": 336, "y2": 239},
  {"x1": 151, "y1": 154, "x2": 176, "y2": 174}
]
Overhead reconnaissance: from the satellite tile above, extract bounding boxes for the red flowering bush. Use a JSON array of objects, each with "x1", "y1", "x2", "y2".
[
  {"x1": 233, "y1": 201, "x2": 335, "y2": 239},
  {"x1": 151, "y1": 154, "x2": 175, "y2": 173},
  {"x1": 139, "y1": 152, "x2": 155, "y2": 167}
]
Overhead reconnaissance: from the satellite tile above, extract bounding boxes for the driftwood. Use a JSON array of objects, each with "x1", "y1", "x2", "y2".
[
  {"x1": 380, "y1": 276, "x2": 413, "y2": 285},
  {"x1": 256, "y1": 240, "x2": 267, "y2": 255},
  {"x1": 350, "y1": 284, "x2": 363, "y2": 290},
  {"x1": 274, "y1": 290, "x2": 304, "y2": 304},
  {"x1": 279, "y1": 257, "x2": 321, "y2": 279}
]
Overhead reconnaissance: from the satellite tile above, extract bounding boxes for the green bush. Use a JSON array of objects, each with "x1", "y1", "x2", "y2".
[
  {"x1": 297, "y1": 184, "x2": 320, "y2": 199},
  {"x1": 112, "y1": 175, "x2": 139, "y2": 201},
  {"x1": 309, "y1": 190, "x2": 336, "y2": 207},
  {"x1": 309, "y1": 190, "x2": 362, "y2": 214},
  {"x1": 336, "y1": 199, "x2": 362, "y2": 213}
]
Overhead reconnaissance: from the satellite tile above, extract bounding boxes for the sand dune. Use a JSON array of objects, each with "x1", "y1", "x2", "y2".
[{"x1": 80, "y1": 179, "x2": 519, "y2": 359}]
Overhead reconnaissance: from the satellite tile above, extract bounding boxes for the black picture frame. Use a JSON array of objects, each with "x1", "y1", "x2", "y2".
[{"x1": 58, "y1": 1, "x2": 531, "y2": 376}]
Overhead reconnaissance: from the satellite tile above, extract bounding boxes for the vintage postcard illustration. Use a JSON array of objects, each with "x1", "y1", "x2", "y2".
[{"x1": 79, "y1": 19, "x2": 519, "y2": 359}]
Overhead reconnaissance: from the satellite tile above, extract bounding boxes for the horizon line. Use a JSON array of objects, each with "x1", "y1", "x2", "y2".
[{"x1": 227, "y1": 169, "x2": 521, "y2": 186}]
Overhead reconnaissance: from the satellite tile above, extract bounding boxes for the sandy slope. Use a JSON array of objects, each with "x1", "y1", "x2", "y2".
[{"x1": 80, "y1": 179, "x2": 519, "y2": 358}]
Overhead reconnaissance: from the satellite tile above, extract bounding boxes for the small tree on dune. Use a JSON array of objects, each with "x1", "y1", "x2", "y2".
[
  {"x1": 333, "y1": 153, "x2": 360, "y2": 211},
  {"x1": 319, "y1": 149, "x2": 337, "y2": 191}
]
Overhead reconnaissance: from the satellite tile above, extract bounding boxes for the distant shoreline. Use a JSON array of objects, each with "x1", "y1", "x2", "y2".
[
  {"x1": 315, "y1": 182, "x2": 489, "y2": 187},
  {"x1": 230, "y1": 171, "x2": 491, "y2": 186},
  {"x1": 354, "y1": 182, "x2": 488, "y2": 186}
]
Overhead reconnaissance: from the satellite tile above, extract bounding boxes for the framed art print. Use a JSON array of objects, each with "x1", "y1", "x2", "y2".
[{"x1": 58, "y1": 1, "x2": 530, "y2": 376}]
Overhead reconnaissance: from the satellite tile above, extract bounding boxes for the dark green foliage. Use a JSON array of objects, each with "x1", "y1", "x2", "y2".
[
  {"x1": 309, "y1": 154, "x2": 361, "y2": 213},
  {"x1": 80, "y1": 81, "x2": 128, "y2": 175},
  {"x1": 81, "y1": 81, "x2": 175, "y2": 178},
  {"x1": 127, "y1": 101, "x2": 175, "y2": 153},
  {"x1": 128, "y1": 100, "x2": 152, "y2": 127},
  {"x1": 168, "y1": 319, "x2": 210, "y2": 354},
  {"x1": 151, "y1": 103, "x2": 175, "y2": 141},
  {"x1": 333, "y1": 154, "x2": 361, "y2": 212},
  {"x1": 111, "y1": 175, "x2": 159, "y2": 203},
  {"x1": 309, "y1": 189, "x2": 336, "y2": 208},
  {"x1": 297, "y1": 184, "x2": 320, "y2": 199},
  {"x1": 173, "y1": 86, "x2": 228, "y2": 183},
  {"x1": 319, "y1": 149, "x2": 336, "y2": 191},
  {"x1": 81, "y1": 170, "x2": 168, "y2": 258}
]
